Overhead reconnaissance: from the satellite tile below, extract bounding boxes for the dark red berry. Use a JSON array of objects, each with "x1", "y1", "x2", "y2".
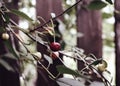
[
  {"x1": 50, "y1": 52, "x2": 59, "y2": 59},
  {"x1": 50, "y1": 42, "x2": 61, "y2": 51}
]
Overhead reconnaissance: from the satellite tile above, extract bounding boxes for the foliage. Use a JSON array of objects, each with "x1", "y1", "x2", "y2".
[
  {"x1": 88, "y1": 0, "x2": 107, "y2": 10},
  {"x1": 105, "y1": 0, "x2": 113, "y2": 4},
  {"x1": 10, "y1": 9, "x2": 33, "y2": 21},
  {"x1": 0, "y1": 0, "x2": 114, "y2": 86},
  {"x1": 87, "y1": 0, "x2": 113, "y2": 10}
]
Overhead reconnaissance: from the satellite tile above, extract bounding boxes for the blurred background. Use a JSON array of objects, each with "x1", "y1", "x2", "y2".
[{"x1": 0, "y1": 0, "x2": 117, "y2": 86}]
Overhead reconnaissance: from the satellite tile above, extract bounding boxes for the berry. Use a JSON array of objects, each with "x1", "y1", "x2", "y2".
[
  {"x1": 97, "y1": 64, "x2": 106, "y2": 72},
  {"x1": 50, "y1": 52, "x2": 59, "y2": 59},
  {"x1": 2, "y1": 33, "x2": 9, "y2": 40},
  {"x1": 97, "y1": 60, "x2": 107, "y2": 72},
  {"x1": 50, "y1": 42, "x2": 61, "y2": 51}
]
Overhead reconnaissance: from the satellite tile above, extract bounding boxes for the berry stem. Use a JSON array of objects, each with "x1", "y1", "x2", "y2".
[
  {"x1": 30, "y1": 0, "x2": 83, "y2": 32},
  {"x1": 50, "y1": 19, "x2": 56, "y2": 42}
]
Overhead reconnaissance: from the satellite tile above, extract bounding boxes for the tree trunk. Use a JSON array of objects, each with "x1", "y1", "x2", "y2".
[
  {"x1": 0, "y1": 1, "x2": 20, "y2": 86},
  {"x1": 36, "y1": 0, "x2": 63, "y2": 23},
  {"x1": 76, "y1": 0, "x2": 102, "y2": 70},
  {"x1": 114, "y1": 0, "x2": 120, "y2": 86},
  {"x1": 36, "y1": 0, "x2": 63, "y2": 86}
]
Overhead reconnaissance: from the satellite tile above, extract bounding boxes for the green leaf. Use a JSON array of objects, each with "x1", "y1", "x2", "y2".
[
  {"x1": 3, "y1": 14, "x2": 10, "y2": 24},
  {"x1": 88, "y1": 0, "x2": 107, "y2": 10},
  {"x1": 10, "y1": 9, "x2": 33, "y2": 21},
  {"x1": 105, "y1": 0, "x2": 113, "y2": 4},
  {"x1": 0, "y1": 27, "x2": 5, "y2": 33},
  {"x1": 90, "y1": 58, "x2": 102, "y2": 65},
  {"x1": 57, "y1": 65, "x2": 88, "y2": 79},
  {"x1": 90, "y1": 59, "x2": 107, "y2": 68},
  {"x1": 0, "y1": 59, "x2": 14, "y2": 71},
  {"x1": 1, "y1": 53, "x2": 17, "y2": 60},
  {"x1": 4, "y1": 39, "x2": 19, "y2": 58},
  {"x1": 102, "y1": 12, "x2": 113, "y2": 19}
]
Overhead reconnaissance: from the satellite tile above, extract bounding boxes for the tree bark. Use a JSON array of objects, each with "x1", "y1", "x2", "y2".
[
  {"x1": 0, "y1": 1, "x2": 20, "y2": 86},
  {"x1": 76, "y1": 0, "x2": 102, "y2": 70},
  {"x1": 36, "y1": 0, "x2": 64, "y2": 86},
  {"x1": 36, "y1": 0, "x2": 63, "y2": 23},
  {"x1": 114, "y1": 0, "x2": 120, "y2": 86}
]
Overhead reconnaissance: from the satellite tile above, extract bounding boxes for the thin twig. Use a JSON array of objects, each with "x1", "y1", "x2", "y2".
[
  {"x1": 30, "y1": 0, "x2": 83, "y2": 32},
  {"x1": 90, "y1": 66, "x2": 112, "y2": 86},
  {"x1": 7, "y1": 21, "x2": 56, "y2": 79}
]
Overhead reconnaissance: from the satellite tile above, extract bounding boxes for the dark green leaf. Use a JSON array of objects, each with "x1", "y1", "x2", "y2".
[
  {"x1": 102, "y1": 12, "x2": 113, "y2": 19},
  {"x1": 1, "y1": 53, "x2": 17, "y2": 60},
  {"x1": 57, "y1": 65, "x2": 88, "y2": 79},
  {"x1": 10, "y1": 9, "x2": 33, "y2": 21},
  {"x1": 88, "y1": 0, "x2": 107, "y2": 10},
  {"x1": 0, "y1": 59, "x2": 14, "y2": 71},
  {"x1": 105, "y1": 70, "x2": 111, "y2": 74},
  {"x1": 57, "y1": 65, "x2": 79, "y2": 76},
  {"x1": 0, "y1": 27, "x2": 5, "y2": 33},
  {"x1": 105, "y1": 0, "x2": 113, "y2": 4},
  {"x1": 4, "y1": 39, "x2": 19, "y2": 58},
  {"x1": 90, "y1": 58, "x2": 102, "y2": 65},
  {"x1": 2, "y1": 14, "x2": 10, "y2": 24}
]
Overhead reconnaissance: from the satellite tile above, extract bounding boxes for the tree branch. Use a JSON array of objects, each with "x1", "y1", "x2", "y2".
[{"x1": 30, "y1": 0, "x2": 83, "y2": 32}]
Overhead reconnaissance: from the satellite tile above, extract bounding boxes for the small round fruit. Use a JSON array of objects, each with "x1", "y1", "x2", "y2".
[
  {"x1": 2, "y1": 33, "x2": 9, "y2": 40},
  {"x1": 50, "y1": 52, "x2": 59, "y2": 59},
  {"x1": 102, "y1": 60, "x2": 107, "y2": 68},
  {"x1": 97, "y1": 63, "x2": 106, "y2": 72},
  {"x1": 50, "y1": 42, "x2": 61, "y2": 51}
]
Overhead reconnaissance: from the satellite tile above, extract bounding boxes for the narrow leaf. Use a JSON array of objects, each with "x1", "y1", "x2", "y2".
[
  {"x1": 102, "y1": 12, "x2": 113, "y2": 19},
  {"x1": 3, "y1": 14, "x2": 10, "y2": 24},
  {"x1": 56, "y1": 65, "x2": 88, "y2": 79},
  {"x1": 88, "y1": 0, "x2": 107, "y2": 10},
  {"x1": 1, "y1": 53, "x2": 17, "y2": 60},
  {"x1": 10, "y1": 9, "x2": 33, "y2": 21},
  {"x1": 105, "y1": 0, "x2": 113, "y2": 4},
  {"x1": 90, "y1": 58, "x2": 102, "y2": 66},
  {"x1": 0, "y1": 59, "x2": 14, "y2": 71},
  {"x1": 0, "y1": 27, "x2": 5, "y2": 33},
  {"x1": 4, "y1": 40, "x2": 19, "y2": 58}
]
